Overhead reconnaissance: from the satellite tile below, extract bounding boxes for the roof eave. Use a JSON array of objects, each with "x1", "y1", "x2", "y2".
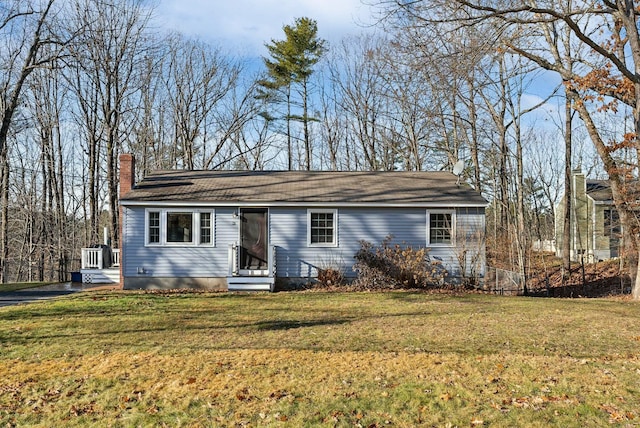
[{"x1": 120, "y1": 200, "x2": 489, "y2": 208}]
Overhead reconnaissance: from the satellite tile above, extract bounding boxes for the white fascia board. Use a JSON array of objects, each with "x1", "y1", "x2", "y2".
[{"x1": 120, "y1": 200, "x2": 489, "y2": 208}]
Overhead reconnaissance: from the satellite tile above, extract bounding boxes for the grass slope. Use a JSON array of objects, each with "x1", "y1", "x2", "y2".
[
  {"x1": 0, "y1": 282, "x2": 59, "y2": 293},
  {"x1": 1, "y1": 291, "x2": 639, "y2": 427}
]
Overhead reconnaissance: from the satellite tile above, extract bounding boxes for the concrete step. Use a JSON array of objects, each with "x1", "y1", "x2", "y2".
[{"x1": 227, "y1": 276, "x2": 274, "y2": 291}]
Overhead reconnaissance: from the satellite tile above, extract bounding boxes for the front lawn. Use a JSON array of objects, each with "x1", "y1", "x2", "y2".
[{"x1": 1, "y1": 291, "x2": 638, "y2": 427}]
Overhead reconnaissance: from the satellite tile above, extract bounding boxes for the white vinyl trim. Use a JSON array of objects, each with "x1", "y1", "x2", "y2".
[
  {"x1": 426, "y1": 209, "x2": 456, "y2": 247},
  {"x1": 307, "y1": 209, "x2": 338, "y2": 247},
  {"x1": 144, "y1": 208, "x2": 215, "y2": 247}
]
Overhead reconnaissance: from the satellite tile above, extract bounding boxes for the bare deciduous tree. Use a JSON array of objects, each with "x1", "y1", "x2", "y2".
[
  {"x1": 376, "y1": 0, "x2": 640, "y2": 298},
  {"x1": 66, "y1": 0, "x2": 152, "y2": 247},
  {"x1": 327, "y1": 35, "x2": 393, "y2": 171},
  {"x1": 0, "y1": 0, "x2": 64, "y2": 282}
]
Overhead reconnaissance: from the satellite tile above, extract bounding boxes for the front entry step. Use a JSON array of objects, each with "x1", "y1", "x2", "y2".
[{"x1": 227, "y1": 276, "x2": 275, "y2": 292}]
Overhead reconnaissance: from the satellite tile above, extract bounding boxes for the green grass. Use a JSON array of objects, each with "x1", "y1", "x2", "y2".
[
  {"x1": 1, "y1": 291, "x2": 639, "y2": 427},
  {"x1": 0, "y1": 281, "x2": 58, "y2": 292}
]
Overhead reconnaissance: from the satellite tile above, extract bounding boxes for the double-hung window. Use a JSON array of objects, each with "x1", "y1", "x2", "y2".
[
  {"x1": 146, "y1": 209, "x2": 214, "y2": 246},
  {"x1": 308, "y1": 209, "x2": 337, "y2": 247},
  {"x1": 199, "y1": 212, "x2": 212, "y2": 244},
  {"x1": 427, "y1": 210, "x2": 454, "y2": 246},
  {"x1": 148, "y1": 211, "x2": 160, "y2": 244}
]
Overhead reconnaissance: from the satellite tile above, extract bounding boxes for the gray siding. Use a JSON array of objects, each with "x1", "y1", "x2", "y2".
[
  {"x1": 123, "y1": 205, "x2": 485, "y2": 282},
  {"x1": 271, "y1": 206, "x2": 485, "y2": 279},
  {"x1": 271, "y1": 208, "x2": 427, "y2": 278},
  {"x1": 122, "y1": 206, "x2": 235, "y2": 278},
  {"x1": 452, "y1": 207, "x2": 486, "y2": 278}
]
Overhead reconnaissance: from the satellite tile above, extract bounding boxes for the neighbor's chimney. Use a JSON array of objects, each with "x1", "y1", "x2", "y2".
[{"x1": 119, "y1": 153, "x2": 136, "y2": 198}]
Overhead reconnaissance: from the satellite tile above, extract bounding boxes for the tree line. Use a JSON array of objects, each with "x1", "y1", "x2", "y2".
[
  {"x1": 1, "y1": 0, "x2": 633, "y2": 297},
  {"x1": 374, "y1": 0, "x2": 640, "y2": 297}
]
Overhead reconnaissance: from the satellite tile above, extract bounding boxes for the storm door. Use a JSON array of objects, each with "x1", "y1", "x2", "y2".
[{"x1": 239, "y1": 208, "x2": 269, "y2": 275}]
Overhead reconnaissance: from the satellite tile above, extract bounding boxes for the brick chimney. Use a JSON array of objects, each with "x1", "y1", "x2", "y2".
[
  {"x1": 119, "y1": 153, "x2": 136, "y2": 198},
  {"x1": 119, "y1": 154, "x2": 135, "y2": 288}
]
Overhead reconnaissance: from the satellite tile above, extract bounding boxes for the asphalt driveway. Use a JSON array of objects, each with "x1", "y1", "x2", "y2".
[{"x1": 0, "y1": 283, "x2": 118, "y2": 308}]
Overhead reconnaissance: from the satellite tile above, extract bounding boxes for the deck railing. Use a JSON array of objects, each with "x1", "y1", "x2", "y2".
[
  {"x1": 228, "y1": 243, "x2": 239, "y2": 276},
  {"x1": 268, "y1": 245, "x2": 276, "y2": 278},
  {"x1": 81, "y1": 247, "x2": 119, "y2": 269},
  {"x1": 112, "y1": 249, "x2": 120, "y2": 267}
]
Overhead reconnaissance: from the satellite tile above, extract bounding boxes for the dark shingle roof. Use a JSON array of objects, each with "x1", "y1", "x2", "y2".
[
  {"x1": 587, "y1": 179, "x2": 640, "y2": 203},
  {"x1": 586, "y1": 180, "x2": 612, "y2": 202},
  {"x1": 120, "y1": 170, "x2": 487, "y2": 207}
]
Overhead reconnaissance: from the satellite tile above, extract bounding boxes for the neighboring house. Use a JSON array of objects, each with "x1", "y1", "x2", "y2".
[
  {"x1": 555, "y1": 169, "x2": 621, "y2": 262},
  {"x1": 118, "y1": 154, "x2": 488, "y2": 291}
]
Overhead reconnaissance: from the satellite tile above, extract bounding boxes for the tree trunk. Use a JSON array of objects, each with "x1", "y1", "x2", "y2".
[
  {"x1": 514, "y1": 115, "x2": 527, "y2": 295},
  {"x1": 0, "y1": 158, "x2": 8, "y2": 283},
  {"x1": 467, "y1": 82, "x2": 482, "y2": 193},
  {"x1": 286, "y1": 84, "x2": 292, "y2": 170},
  {"x1": 303, "y1": 78, "x2": 311, "y2": 170},
  {"x1": 634, "y1": 260, "x2": 640, "y2": 300},
  {"x1": 562, "y1": 89, "x2": 572, "y2": 280}
]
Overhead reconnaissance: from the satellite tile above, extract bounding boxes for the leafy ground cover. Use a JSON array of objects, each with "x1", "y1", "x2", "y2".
[
  {"x1": 487, "y1": 246, "x2": 630, "y2": 298},
  {"x1": 526, "y1": 258, "x2": 629, "y2": 297},
  {"x1": 1, "y1": 291, "x2": 639, "y2": 427}
]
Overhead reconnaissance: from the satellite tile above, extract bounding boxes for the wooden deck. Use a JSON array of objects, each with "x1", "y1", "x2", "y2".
[
  {"x1": 80, "y1": 245, "x2": 277, "y2": 290},
  {"x1": 80, "y1": 248, "x2": 120, "y2": 284}
]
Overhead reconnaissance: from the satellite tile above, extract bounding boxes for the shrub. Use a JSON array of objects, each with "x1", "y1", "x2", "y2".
[
  {"x1": 317, "y1": 267, "x2": 345, "y2": 287},
  {"x1": 352, "y1": 235, "x2": 447, "y2": 290},
  {"x1": 315, "y1": 254, "x2": 346, "y2": 288}
]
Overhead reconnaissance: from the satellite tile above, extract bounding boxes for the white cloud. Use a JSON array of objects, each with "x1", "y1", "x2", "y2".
[
  {"x1": 154, "y1": 0, "x2": 374, "y2": 57},
  {"x1": 521, "y1": 93, "x2": 558, "y2": 114}
]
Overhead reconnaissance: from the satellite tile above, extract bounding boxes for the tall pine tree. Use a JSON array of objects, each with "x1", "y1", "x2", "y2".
[{"x1": 260, "y1": 17, "x2": 326, "y2": 170}]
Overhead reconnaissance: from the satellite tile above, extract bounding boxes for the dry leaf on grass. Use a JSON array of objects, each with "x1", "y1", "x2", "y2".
[{"x1": 440, "y1": 392, "x2": 452, "y2": 401}]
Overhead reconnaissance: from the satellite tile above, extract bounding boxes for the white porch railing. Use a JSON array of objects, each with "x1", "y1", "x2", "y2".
[
  {"x1": 228, "y1": 243, "x2": 276, "y2": 277},
  {"x1": 112, "y1": 249, "x2": 120, "y2": 267},
  {"x1": 81, "y1": 247, "x2": 119, "y2": 269},
  {"x1": 268, "y1": 245, "x2": 276, "y2": 278},
  {"x1": 228, "y1": 243, "x2": 239, "y2": 276}
]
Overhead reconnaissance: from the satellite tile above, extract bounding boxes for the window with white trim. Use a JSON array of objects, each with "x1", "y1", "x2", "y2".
[
  {"x1": 427, "y1": 210, "x2": 454, "y2": 246},
  {"x1": 308, "y1": 209, "x2": 337, "y2": 247},
  {"x1": 199, "y1": 212, "x2": 212, "y2": 244},
  {"x1": 145, "y1": 209, "x2": 214, "y2": 246},
  {"x1": 148, "y1": 211, "x2": 160, "y2": 244}
]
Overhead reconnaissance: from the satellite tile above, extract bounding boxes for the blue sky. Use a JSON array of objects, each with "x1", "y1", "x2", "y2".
[
  {"x1": 154, "y1": 0, "x2": 375, "y2": 58},
  {"x1": 153, "y1": 0, "x2": 562, "y2": 131}
]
